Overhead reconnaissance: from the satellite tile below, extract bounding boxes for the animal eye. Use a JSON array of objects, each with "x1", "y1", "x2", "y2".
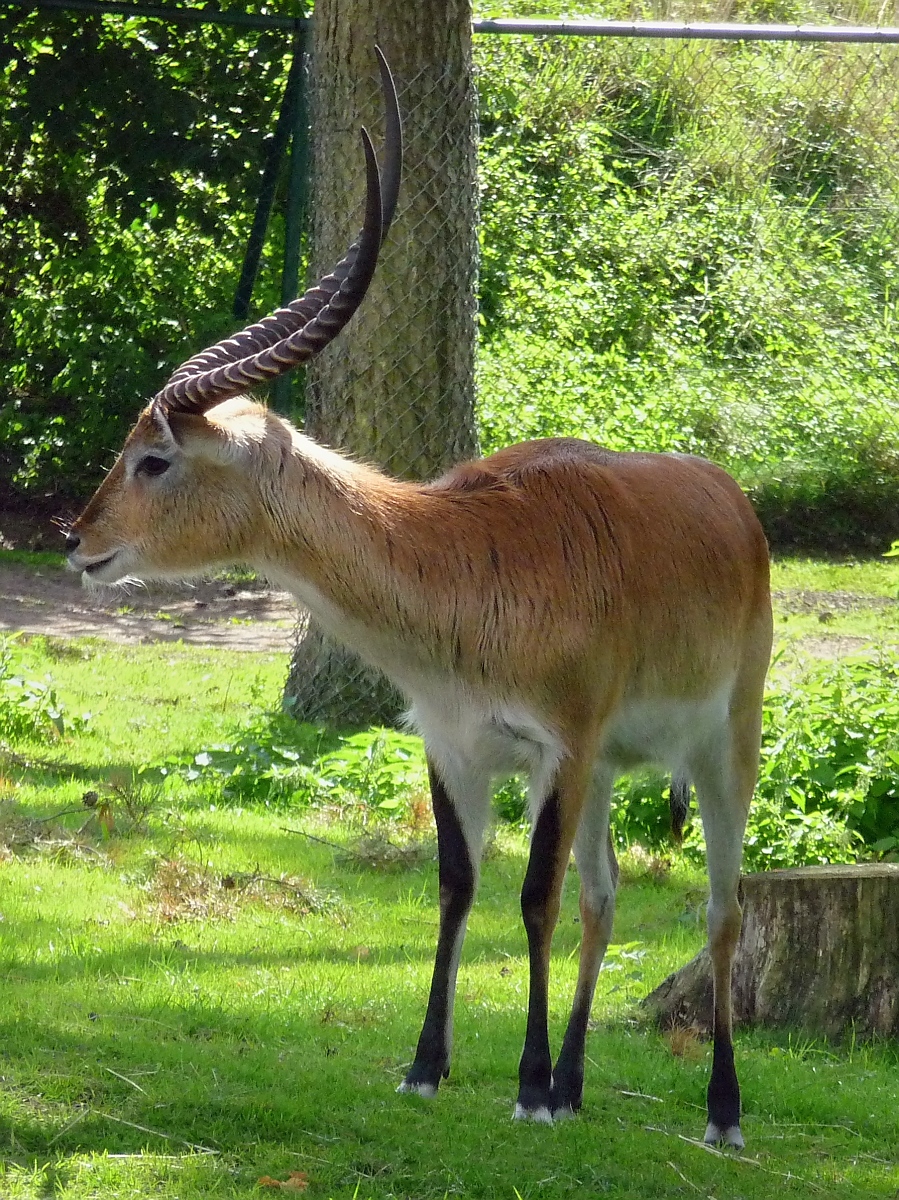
[{"x1": 137, "y1": 455, "x2": 171, "y2": 477}]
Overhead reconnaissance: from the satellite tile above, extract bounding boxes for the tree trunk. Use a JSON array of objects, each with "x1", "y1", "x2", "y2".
[
  {"x1": 644, "y1": 864, "x2": 899, "y2": 1038},
  {"x1": 283, "y1": 0, "x2": 478, "y2": 728}
]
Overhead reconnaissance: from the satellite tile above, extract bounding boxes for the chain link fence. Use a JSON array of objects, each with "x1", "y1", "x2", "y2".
[
  {"x1": 4, "y1": 10, "x2": 899, "y2": 726},
  {"x1": 474, "y1": 26, "x2": 899, "y2": 554},
  {"x1": 293, "y1": 21, "x2": 899, "y2": 725}
]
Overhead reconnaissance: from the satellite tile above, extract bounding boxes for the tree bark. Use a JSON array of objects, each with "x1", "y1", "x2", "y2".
[
  {"x1": 284, "y1": 0, "x2": 478, "y2": 727},
  {"x1": 644, "y1": 864, "x2": 899, "y2": 1038}
]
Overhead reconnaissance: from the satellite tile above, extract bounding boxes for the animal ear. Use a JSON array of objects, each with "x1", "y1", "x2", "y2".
[
  {"x1": 163, "y1": 409, "x2": 212, "y2": 447},
  {"x1": 163, "y1": 408, "x2": 252, "y2": 465},
  {"x1": 149, "y1": 401, "x2": 181, "y2": 450},
  {"x1": 149, "y1": 403, "x2": 226, "y2": 460}
]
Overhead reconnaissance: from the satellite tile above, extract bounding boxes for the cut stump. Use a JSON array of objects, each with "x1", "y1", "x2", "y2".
[{"x1": 644, "y1": 864, "x2": 899, "y2": 1038}]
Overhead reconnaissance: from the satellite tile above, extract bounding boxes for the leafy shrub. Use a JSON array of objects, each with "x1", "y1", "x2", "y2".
[
  {"x1": 476, "y1": 32, "x2": 899, "y2": 551},
  {"x1": 758, "y1": 654, "x2": 899, "y2": 856},
  {"x1": 0, "y1": 12, "x2": 288, "y2": 499},
  {"x1": 176, "y1": 718, "x2": 428, "y2": 817},
  {"x1": 0, "y1": 634, "x2": 85, "y2": 741},
  {"x1": 611, "y1": 653, "x2": 899, "y2": 866},
  {"x1": 736, "y1": 795, "x2": 862, "y2": 870},
  {"x1": 165, "y1": 648, "x2": 899, "y2": 869}
]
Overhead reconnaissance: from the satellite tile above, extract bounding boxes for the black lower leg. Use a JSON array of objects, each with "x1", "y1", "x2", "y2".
[
  {"x1": 707, "y1": 1030, "x2": 741, "y2": 1134},
  {"x1": 516, "y1": 792, "x2": 562, "y2": 1116},
  {"x1": 550, "y1": 1000, "x2": 590, "y2": 1113},
  {"x1": 402, "y1": 763, "x2": 474, "y2": 1093},
  {"x1": 552, "y1": 885, "x2": 614, "y2": 1115}
]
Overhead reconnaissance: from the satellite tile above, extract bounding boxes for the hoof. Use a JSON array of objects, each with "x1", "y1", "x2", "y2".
[
  {"x1": 704, "y1": 1121, "x2": 744, "y2": 1150},
  {"x1": 397, "y1": 1080, "x2": 438, "y2": 1099},
  {"x1": 551, "y1": 1104, "x2": 577, "y2": 1122},
  {"x1": 513, "y1": 1103, "x2": 554, "y2": 1124}
]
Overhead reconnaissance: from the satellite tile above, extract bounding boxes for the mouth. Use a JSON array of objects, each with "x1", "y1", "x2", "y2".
[
  {"x1": 67, "y1": 549, "x2": 126, "y2": 583},
  {"x1": 83, "y1": 553, "x2": 119, "y2": 576}
]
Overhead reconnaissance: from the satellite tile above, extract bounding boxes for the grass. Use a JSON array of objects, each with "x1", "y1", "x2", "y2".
[
  {"x1": 770, "y1": 556, "x2": 899, "y2": 649},
  {"x1": 0, "y1": 549, "x2": 66, "y2": 569},
  {"x1": 2, "y1": 570, "x2": 899, "y2": 1197}
]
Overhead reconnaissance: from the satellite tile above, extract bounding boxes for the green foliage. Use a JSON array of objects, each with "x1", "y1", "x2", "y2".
[
  {"x1": 312, "y1": 729, "x2": 428, "y2": 812},
  {"x1": 610, "y1": 653, "x2": 899, "y2": 867},
  {"x1": 0, "y1": 8, "x2": 294, "y2": 496},
  {"x1": 475, "y1": 32, "x2": 899, "y2": 550},
  {"x1": 610, "y1": 766, "x2": 861, "y2": 871},
  {"x1": 178, "y1": 718, "x2": 428, "y2": 816},
  {"x1": 0, "y1": 634, "x2": 87, "y2": 741},
  {"x1": 167, "y1": 713, "x2": 329, "y2": 806},
  {"x1": 493, "y1": 774, "x2": 529, "y2": 823},
  {"x1": 160, "y1": 649, "x2": 899, "y2": 868},
  {"x1": 738, "y1": 794, "x2": 862, "y2": 869},
  {"x1": 758, "y1": 654, "x2": 899, "y2": 855},
  {"x1": 5, "y1": 6, "x2": 899, "y2": 557}
]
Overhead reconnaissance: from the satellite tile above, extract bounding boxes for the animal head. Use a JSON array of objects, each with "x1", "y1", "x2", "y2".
[
  {"x1": 65, "y1": 48, "x2": 401, "y2": 585},
  {"x1": 65, "y1": 397, "x2": 297, "y2": 583}
]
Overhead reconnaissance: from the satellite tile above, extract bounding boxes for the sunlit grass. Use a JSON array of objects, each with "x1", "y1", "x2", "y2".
[
  {"x1": 1, "y1": 633, "x2": 898, "y2": 1196},
  {"x1": 771, "y1": 556, "x2": 899, "y2": 598},
  {"x1": 2, "y1": 798, "x2": 897, "y2": 1198}
]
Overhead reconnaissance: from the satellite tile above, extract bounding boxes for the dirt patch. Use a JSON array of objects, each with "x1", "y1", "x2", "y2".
[
  {"x1": 772, "y1": 588, "x2": 897, "y2": 616},
  {"x1": 0, "y1": 559, "x2": 296, "y2": 652}
]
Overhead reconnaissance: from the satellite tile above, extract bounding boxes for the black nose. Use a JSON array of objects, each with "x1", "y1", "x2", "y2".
[{"x1": 64, "y1": 532, "x2": 81, "y2": 554}]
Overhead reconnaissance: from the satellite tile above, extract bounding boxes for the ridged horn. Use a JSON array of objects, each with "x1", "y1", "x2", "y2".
[{"x1": 154, "y1": 47, "x2": 402, "y2": 416}]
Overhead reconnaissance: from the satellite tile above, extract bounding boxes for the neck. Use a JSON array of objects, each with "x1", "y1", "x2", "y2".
[{"x1": 250, "y1": 430, "x2": 446, "y2": 676}]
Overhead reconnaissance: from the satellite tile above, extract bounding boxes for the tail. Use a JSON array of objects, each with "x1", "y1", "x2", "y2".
[{"x1": 669, "y1": 775, "x2": 691, "y2": 847}]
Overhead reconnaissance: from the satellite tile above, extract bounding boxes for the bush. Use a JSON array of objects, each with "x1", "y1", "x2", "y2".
[
  {"x1": 476, "y1": 32, "x2": 899, "y2": 551},
  {"x1": 174, "y1": 719, "x2": 428, "y2": 817},
  {"x1": 172, "y1": 652, "x2": 899, "y2": 869},
  {"x1": 0, "y1": 635, "x2": 85, "y2": 742},
  {"x1": 611, "y1": 653, "x2": 899, "y2": 866}
]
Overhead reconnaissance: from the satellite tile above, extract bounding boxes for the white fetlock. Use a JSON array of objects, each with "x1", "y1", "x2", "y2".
[
  {"x1": 397, "y1": 1080, "x2": 438, "y2": 1099},
  {"x1": 704, "y1": 1121, "x2": 744, "y2": 1150},
  {"x1": 551, "y1": 1105, "x2": 576, "y2": 1122},
  {"x1": 512, "y1": 1103, "x2": 554, "y2": 1124}
]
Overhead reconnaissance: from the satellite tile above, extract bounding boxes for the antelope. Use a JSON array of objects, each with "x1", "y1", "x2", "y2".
[{"x1": 64, "y1": 50, "x2": 772, "y2": 1150}]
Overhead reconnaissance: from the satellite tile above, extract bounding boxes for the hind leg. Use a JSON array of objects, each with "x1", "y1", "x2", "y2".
[
  {"x1": 514, "y1": 756, "x2": 590, "y2": 1122},
  {"x1": 551, "y1": 765, "x2": 617, "y2": 1118},
  {"x1": 691, "y1": 672, "x2": 766, "y2": 1149}
]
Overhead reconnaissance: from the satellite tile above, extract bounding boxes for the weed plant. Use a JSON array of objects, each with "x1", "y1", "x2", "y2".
[{"x1": 0, "y1": 634, "x2": 87, "y2": 742}]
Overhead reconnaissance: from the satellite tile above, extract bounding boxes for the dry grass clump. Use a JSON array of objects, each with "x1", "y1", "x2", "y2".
[
  {"x1": 286, "y1": 821, "x2": 437, "y2": 873},
  {"x1": 0, "y1": 799, "x2": 110, "y2": 867},
  {"x1": 142, "y1": 855, "x2": 340, "y2": 924},
  {"x1": 336, "y1": 833, "x2": 435, "y2": 872},
  {"x1": 665, "y1": 1024, "x2": 705, "y2": 1060},
  {"x1": 0, "y1": 768, "x2": 162, "y2": 867}
]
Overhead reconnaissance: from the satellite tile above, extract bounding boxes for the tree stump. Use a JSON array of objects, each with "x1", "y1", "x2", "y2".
[{"x1": 644, "y1": 864, "x2": 899, "y2": 1038}]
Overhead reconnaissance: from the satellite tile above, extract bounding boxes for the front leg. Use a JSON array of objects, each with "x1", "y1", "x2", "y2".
[
  {"x1": 515, "y1": 779, "x2": 581, "y2": 1123},
  {"x1": 398, "y1": 761, "x2": 484, "y2": 1097}
]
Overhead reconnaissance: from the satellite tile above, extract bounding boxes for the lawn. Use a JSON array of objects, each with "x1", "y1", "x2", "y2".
[{"x1": 1, "y1": 560, "x2": 898, "y2": 1197}]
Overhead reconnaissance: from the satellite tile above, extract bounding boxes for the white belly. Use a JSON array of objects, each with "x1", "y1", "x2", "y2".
[{"x1": 599, "y1": 688, "x2": 732, "y2": 773}]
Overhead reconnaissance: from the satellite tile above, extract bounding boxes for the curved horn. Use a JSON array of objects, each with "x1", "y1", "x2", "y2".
[
  {"x1": 375, "y1": 45, "x2": 402, "y2": 237},
  {"x1": 155, "y1": 50, "x2": 402, "y2": 415}
]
